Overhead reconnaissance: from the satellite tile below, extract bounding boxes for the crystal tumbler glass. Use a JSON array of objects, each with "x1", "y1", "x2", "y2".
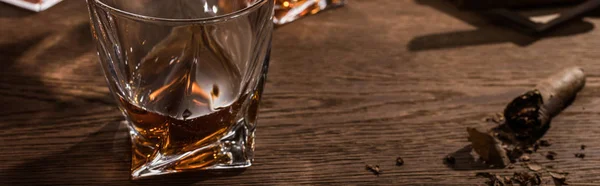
[{"x1": 86, "y1": 0, "x2": 274, "y2": 179}]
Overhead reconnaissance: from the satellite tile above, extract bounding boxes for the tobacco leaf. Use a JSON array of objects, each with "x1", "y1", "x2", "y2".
[{"x1": 467, "y1": 127, "x2": 510, "y2": 167}]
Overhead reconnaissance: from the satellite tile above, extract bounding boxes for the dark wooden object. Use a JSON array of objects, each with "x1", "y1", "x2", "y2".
[{"x1": 2, "y1": 0, "x2": 600, "y2": 185}]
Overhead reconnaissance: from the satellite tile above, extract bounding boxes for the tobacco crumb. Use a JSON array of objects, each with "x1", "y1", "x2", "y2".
[
  {"x1": 581, "y1": 145, "x2": 586, "y2": 150},
  {"x1": 476, "y1": 172, "x2": 505, "y2": 186},
  {"x1": 550, "y1": 171, "x2": 569, "y2": 185},
  {"x1": 539, "y1": 140, "x2": 552, "y2": 147},
  {"x1": 504, "y1": 176, "x2": 512, "y2": 184},
  {"x1": 511, "y1": 172, "x2": 542, "y2": 185},
  {"x1": 506, "y1": 148, "x2": 521, "y2": 163},
  {"x1": 365, "y1": 164, "x2": 381, "y2": 176},
  {"x1": 495, "y1": 174, "x2": 506, "y2": 186},
  {"x1": 396, "y1": 157, "x2": 404, "y2": 166},
  {"x1": 492, "y1": 175, "x2": 505, "y2": 186},
  {"x1": 508, "y1": 164, "x2": 514, "y2": 169},
  {"x1": 524, "y1": 147, "x2": 534, "y2": 154},
  {"x1": 512, "y1": 172, "x2": 526, "y2": 183},
  {"x1": 520, "y1": 155, "x2": 531, "y2": 162},
  {"x1": 553, "y1": 177, "x2": 569, "y2": 185},
  {"x1": 512, "y1": 172, "x2": 533, "y2": 185},
  {"x1": 575, "y1": 153, "x2": 585, "y2": 159},
  {"x1": 444, "y1": 155, "x2": 456, "y2": 165},
  {"x1": 548, "y1": 171, "x2": 569, "y2": 180},
  {"x1": 549, "y1": 171, "x2": 567, "y2": 179},
  {"x1": 546, "y1": 151, "x2": 558, "y2": 160},
  {"x1": 532, "y1": 173, "x2": 542, "y2": 185},
  {"x1": 526, "y1": 162, "x2": 543, "y2": 172},
  {"x1": 476, "y1": 172, "x2": 493, "y2": 178},
  {"x1": 485, "y1": 113, "x2": 505, "y2": 124}
]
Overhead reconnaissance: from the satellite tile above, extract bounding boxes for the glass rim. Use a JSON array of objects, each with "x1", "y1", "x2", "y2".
[{"x1": 92, "y1": 0, "x2": 269, "y2": 23}]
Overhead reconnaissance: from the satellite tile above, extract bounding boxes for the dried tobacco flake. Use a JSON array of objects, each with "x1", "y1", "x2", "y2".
[
  {"x1": 539, "y1": 140, "x2": 552, "y2": 147},
  {"x1": 520, "y1": 155, "x2": 531, "y2": 162},
  {"x1": 476, "y1": 172, "x2": 494, "y2": 178},
  {"x1": 532, "y1": 173, "x2": 542, "y2": 185},
  {"x1": 485, "y1": 113, "x2": 505, "y2": 124},
  {"x1": 467, "y1": 127, "x2": 510, "y2": 167},
  {"x1": 550, "y1": 171, "x2": 569, "y2": 185},
  {"x1": 526, "y1": 162, "x2": 543, "y2": 172},
  {"x1": 504, "y1": 176, "x2": 512, "y2": 184},
  {"x1": 512, "y1": 171, "x2": 541, "y2": 185},
  {"x1": 491, "y1": 175, "x2": 505, "y2": 186},
  {"x1": 549, "y1": 171, "x2": 568, "y2": 180},
  {"x1": 546, "y1": 151, "x2": 558, "y2": 160},
  {"x1": 524, "y1": 147, "x2": 534, "y2": 154},
  {"x1": 396, "y1": 157, "x2": 404, "y2": 166},
  {"x1": 476, "y1": 173, "x2": 505, "y2": 186},
  {"x1": 365, "y1": 164, "x2": 381, "y2": 176},
  {"x1": 513, "y1": 172, "x2": 533, "y2": 184}
]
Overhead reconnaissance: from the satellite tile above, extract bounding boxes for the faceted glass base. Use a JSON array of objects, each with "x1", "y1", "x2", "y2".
[{"x1": 129, "y1": 119, "x2": 255, "y2": 179}]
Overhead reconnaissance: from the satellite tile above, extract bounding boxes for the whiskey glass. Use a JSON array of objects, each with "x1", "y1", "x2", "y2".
[{"x1": 86, "y1": 0, "x2": 274, "y2": 179}]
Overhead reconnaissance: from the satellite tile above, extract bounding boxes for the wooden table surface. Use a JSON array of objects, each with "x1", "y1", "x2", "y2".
[{"x1": 3, "y1": 0, "x2": 600, "y2": 185}]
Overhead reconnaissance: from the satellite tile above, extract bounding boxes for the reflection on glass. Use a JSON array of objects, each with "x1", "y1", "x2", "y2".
[{"x1": 274, "y1": 0, "x2": 346, "y2": 25}]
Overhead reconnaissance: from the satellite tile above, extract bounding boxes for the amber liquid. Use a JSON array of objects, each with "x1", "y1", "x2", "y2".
[{"x1": 119, "y1": 94, "x2": 256, "y2": 171}]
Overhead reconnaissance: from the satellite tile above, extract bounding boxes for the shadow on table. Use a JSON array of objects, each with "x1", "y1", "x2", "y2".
[
  {"x1": 0, "y1": 3, "x2": 37, "y2": 18},
  {"x1": 409, "y1": 0, "x2": 595, "y2": 52},
  {"x1": 0, "y1": 21, "x2": 110, "y2": 117},
  {"x1": 0, "y1": 122, "x2": 245, "y2": 186},
  {"x1": 0, "y1": 34, "x2": 48, "y2": 69},
  {"x1": 0, "y1": 22, "x2": 95, "y2": 66},
  {"x1": 0, "y1": 123, "x2": 129, "y2": 185},
  {"x1": 444, "y1": 145, "x2": 496, "y2": 171},
  {"x1": 0, "y1": 0, "x2": 115, "y2": 116}
]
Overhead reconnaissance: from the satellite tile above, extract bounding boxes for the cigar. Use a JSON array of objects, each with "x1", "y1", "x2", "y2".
[
  {"x1": 467, "y1": 67, "x2": 586, "y2": 167},
  {"x1": 450, "y1": 0, "x2": 584, "y2": 10},
  {"x1": 505, "y1": 67, "x2": 585, "y2": 138}
]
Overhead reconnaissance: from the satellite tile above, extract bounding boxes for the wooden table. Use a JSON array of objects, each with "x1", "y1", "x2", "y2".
[{"x1": 2, "y1": 0, "x2": 600, "y2": 185}]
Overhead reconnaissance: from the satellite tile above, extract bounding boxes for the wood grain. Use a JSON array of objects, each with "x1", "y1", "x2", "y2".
[{"x1": 2, "y1": 0, "x2": 600, "y2": 185}]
